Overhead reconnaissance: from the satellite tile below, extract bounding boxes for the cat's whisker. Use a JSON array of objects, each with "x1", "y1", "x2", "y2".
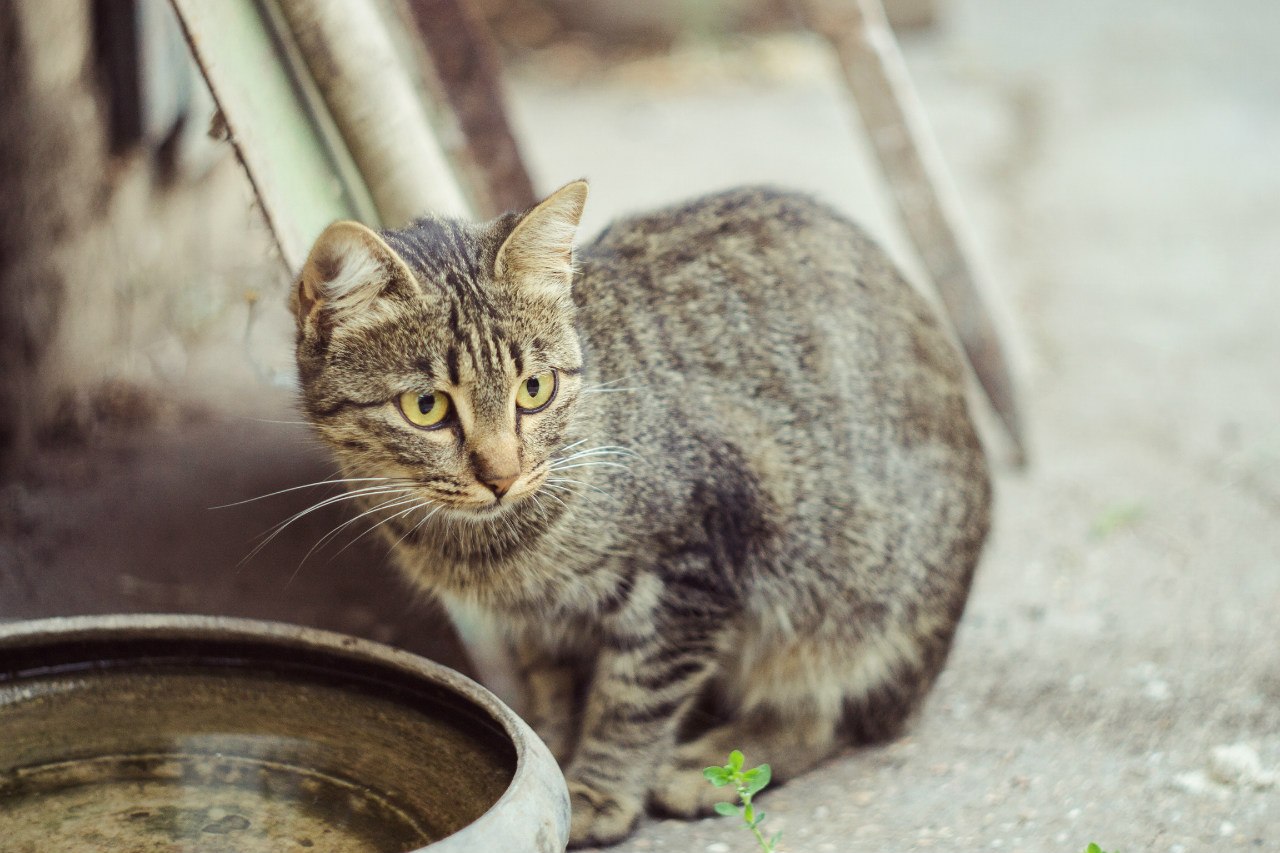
[
  {"x1": 330, "y1": 497, "x2": 435, "y2": 562},
  {"x1": 550, "y1": 454, "x2": 636, "y2": 468},
  {"x1": 526, "y1": 491, "x2": 549, "y2": 517},
  {"x1": 211, "y1": 476, "x2": 403, "y2": 510},
  {"x1": 546, "y1": 476, "x2": 610, "y2": 497},
  {"x1": 536, "y1": 487, "x2": 570, "y2": 510},
  {"x1": 498, "y1": 512, "x2": 518, "y2": 541},
  {"x1": 549, "y1": 461, "x2": 631, "y2": 472},
  {"x1": 240, "y1": 485, "x2": 417, "y2": 566},
  {"x1": 243, "y1": 417, "x2": 314, "y2": 426},
  {"x1": 581, "y1": 376, "x2": 637, "y2": 391},
  {"x1": 250, "y1": 488, "x2": 414, "y2": 567},
  {"x1": 580, "y1": 387, "x2": 638, "y2": 394},
  {"x1": 390, "y1": 504, "x2": 445, "y2": 550},
  {"x1": 557, "y1": 438, "x2": 591, "y2": 453},
  {"x1": 551, "y1": 445, "x2": 641, "y2": 464},
  {"x1": 261, "y1": 483, "x2": 417, "y2": 536},
  {"x1": 293, "y1": 493, "x2": 420, "y2": 576}
]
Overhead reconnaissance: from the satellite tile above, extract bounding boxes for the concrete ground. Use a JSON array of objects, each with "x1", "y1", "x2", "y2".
[{"x1": 3, "y1": 1, "x2": 1276, "y2": 851}]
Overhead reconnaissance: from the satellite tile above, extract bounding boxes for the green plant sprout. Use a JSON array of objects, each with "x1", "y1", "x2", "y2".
[
  {"x1": 703, "y1": 750, "x2": 780, "y2": 852},
  {"x1": 1084, "y1": 845, "x2": 1116, "y2": 853}
]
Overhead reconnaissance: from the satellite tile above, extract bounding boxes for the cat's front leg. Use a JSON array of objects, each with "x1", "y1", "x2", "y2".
[
  {"x1": 564, "y1": 623, "x2": 718, "y2": 848},
  {"x1": 511, "y1": 641, "x2": 580, "y2": 766}
]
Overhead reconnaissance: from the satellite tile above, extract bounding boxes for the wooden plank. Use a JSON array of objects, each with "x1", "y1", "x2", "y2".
[
  {"x1": 800, "y1": 0, "x2": 1027, "y2": 463},
  {"x1": 403, "y1": 0, "x2": 538, "y2": 216}
]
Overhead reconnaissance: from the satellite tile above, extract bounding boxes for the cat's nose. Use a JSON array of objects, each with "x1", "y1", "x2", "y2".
[
  {"x1": 470, "y1": 443, "x2": 521, "y2": 498},
  {"x1": 482, "y1": 473, "x2": 519, "y2": 497}
]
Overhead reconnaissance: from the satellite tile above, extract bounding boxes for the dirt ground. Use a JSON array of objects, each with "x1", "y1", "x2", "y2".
[{"x1": 2, "y1": 0, "x2": 1277, "y2": 851}]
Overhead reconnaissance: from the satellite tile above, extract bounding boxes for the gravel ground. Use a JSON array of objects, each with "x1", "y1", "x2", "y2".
[
  {"x1": 3, "y1": 2, "x2": 1276, "y2": 852},
  {"x1": 506, "y1": 1, "x2": 1280, "y2": 850}
]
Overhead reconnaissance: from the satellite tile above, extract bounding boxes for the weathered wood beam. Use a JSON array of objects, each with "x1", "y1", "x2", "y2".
[
  {"x1": 404, "y1": 0, "x2": 538, "y2": 216},
  {"x1": 799, "y1": 0, "x2": 1027, "y2": 464}
]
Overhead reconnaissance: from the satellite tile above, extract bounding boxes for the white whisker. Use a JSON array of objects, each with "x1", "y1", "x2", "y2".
[
  {"x1": 546, "y1": 476, "x2": 610, "y2": 497},
  {"x1": 211, "y1": 477, "x2": 400, "y2": 509},
  {"x1": 330, "y1": 498, "x2": 433, "y2": 561},
  {"x1": 551, "y1": 446, "x2": 640, "y2": 464},
  {"x1": 302, "y1": 493, "x2": 420, "y2": 565},
  {"x1": 240, "y1": 485, "x2": 416, "y2": 566},
  {"x1": 390, "y1": 504, "x2": 445, "y2": 551},
  {"x1": 244, "y1": 418, "x2": 314, "y2": 426},
  {"x1": 582, "y1": 376, "x2": 637, "y2": 391},
  {"x1": 537, "y1": 487, "x2": 570, "y2": 510},
  {"x1": 550, "y1": 461, "x2": 631, "y2": 472}
]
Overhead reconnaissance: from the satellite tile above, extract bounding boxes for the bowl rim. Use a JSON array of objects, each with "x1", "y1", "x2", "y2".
[{"x1": 0, "y1": 613, "x2": 569, "y2": 853}]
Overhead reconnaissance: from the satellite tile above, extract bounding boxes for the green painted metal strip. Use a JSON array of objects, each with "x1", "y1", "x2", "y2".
[{"x1": 169, "y1": 0, "x2": 380, "y2": 273}]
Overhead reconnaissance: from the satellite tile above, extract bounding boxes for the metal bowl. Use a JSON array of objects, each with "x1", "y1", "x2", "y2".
[{"x1": 0, "y1": 615, "x2": 568, "y2": 852}]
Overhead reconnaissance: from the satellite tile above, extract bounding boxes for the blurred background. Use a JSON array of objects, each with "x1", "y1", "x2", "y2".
[{"x1": 1, "y1": 1, "x2": 1277, "y2": 850}]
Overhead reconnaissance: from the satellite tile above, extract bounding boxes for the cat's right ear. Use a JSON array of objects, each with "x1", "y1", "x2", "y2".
[
  {"x1": 493, "y1": 179, "x2": 588, "y2": 301},
  {"x1": 293, "y1": 221, "x2": 416, "y2": 332}
]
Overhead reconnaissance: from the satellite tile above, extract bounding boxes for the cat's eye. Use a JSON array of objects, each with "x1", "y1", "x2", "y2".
[
  {"x1": 398, "y1": 389, "x2": 452, "y2": 428},
  {"x1": 515, "y1": 370, "x2": 557, "y2": 413}
]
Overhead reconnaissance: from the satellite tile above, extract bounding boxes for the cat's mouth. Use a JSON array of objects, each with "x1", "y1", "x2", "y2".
[{"x1": 444, "y1": 468, "x2": 552, "y2": 515}]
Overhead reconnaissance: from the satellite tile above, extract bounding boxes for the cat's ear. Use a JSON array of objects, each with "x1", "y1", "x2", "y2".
[
  {"x1": 293, "y1": 221, "x2": 416, "y2": 329},
  {"x1": 493, "y1": 179, "x2": 588, "y2": 300}
]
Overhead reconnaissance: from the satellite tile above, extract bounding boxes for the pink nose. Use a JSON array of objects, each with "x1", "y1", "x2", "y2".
[{"x1": 483, "y1": 473, "x2": 519, "y2": 497}]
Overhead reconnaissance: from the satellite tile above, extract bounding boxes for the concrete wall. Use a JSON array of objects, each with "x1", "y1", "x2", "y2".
[{"x1": 0, "y1": 0, "x2": 280, "y2": 468}]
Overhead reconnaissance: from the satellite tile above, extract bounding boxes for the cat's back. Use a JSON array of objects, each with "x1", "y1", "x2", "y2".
[{"x1": 575, "y1": 186, "x2": 970, "y2": 450}]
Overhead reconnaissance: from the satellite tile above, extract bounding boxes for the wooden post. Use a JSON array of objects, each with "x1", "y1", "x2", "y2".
[
  {"x1": 403, "y1": 0, "x2": 538, "y2": 216},
  {"x1": 799, "y1": 0, "x2": 1027, "y2": 464}
]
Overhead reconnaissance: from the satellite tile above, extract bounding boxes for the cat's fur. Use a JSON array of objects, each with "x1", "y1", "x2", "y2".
[{"x1": 292, "y1": 182, "x2": 991, "y2": 847}]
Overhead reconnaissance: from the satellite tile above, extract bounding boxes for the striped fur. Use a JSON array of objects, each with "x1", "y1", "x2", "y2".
[{"x1": 293, "y1": 183, "x2": 991, "y2": 847}]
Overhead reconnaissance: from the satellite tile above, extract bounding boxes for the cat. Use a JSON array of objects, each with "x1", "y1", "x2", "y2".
[{"x1": 291, "y1": 180, "x2": 991, "y2": 847}]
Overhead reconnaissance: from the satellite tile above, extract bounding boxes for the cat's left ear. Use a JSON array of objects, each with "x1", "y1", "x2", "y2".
[{"x1": 493, "y1": 179, "x2": 588, "y2": 301}]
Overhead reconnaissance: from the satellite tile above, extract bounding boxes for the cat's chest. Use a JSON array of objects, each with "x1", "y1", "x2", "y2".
[{"x1": 391, "y1": 518, "x2": 621, "y2": 604}]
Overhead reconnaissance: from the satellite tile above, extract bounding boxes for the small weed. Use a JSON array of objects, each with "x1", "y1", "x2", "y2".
[
  {"x1": 1090, "y1": 502, "x2": 1145, "y2": 539},
  {"x1": 703, "y1": 750, "x2": 779, "y2": 852},
  {"x1": 1084, "y1": 844, "x2": 1117, "y2": 853}
]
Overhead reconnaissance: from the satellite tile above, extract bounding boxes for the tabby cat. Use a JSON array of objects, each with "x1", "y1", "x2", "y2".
[{"x1": 291, "y1": 181, "x2": 990, "y2": 847}]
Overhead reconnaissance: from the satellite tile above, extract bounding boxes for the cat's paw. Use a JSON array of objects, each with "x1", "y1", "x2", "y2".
[
  {"x1": 649, "y1": 763, "x2": 726, "y2": 818},
  {"x1": 567, "y1": 780, "x2": 641, "y2": 848}
]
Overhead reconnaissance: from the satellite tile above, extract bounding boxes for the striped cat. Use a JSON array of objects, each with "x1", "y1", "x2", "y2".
[{"x1": 291, "y1": 181, "x2": 990, "y2": 847}]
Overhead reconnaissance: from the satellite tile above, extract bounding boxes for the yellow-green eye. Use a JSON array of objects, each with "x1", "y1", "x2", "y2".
[
  {"x1": 515, "y1": 371, "x2": 556, "y2": 412},
  {"x1": 398, "y1": 389, "x2": 451, "y2": 428}
]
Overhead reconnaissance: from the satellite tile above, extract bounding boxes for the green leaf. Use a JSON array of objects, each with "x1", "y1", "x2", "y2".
[
  {"x1": 743, "y1": 802, "x2": 755, "y2": 824},
  {"x1": 1090, "y1": 503, "x2": 1144, "y2": 539},
  {"x1": 751, "y1": 810, "x2": 766, "y2": 828},
  {"x1": 728, "y1": 749, "x2": 745, "y2": 771},
  {"x1": 714, "y1": 802, "x2": 739, "y2": 817},
  {"x1": 1084, "y1": 846, "x2": 1102, "y2": 853},
  {"x1": 744, "y1": 763, "x2": 772, "y2": 795},
  {"x1": 703, "y1": 766, "x2": 731, "y2": 786}
]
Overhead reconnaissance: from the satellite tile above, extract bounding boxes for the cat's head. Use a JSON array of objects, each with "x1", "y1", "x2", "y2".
[{"x1": 292, "y1": 181, "x2": 589, "y2": 515}]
